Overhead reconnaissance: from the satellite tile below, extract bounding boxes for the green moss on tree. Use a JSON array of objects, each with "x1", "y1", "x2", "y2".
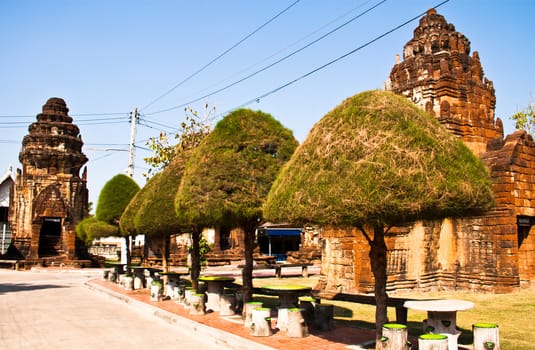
[
  {"x1": 263, "y1": 90, "x2": 494, "y2": 340},
  {"x1": 175, "y1": 108, "x2": 298, "y2": 303},
  {"x1": 96, "y1": 174, "x2": 140, "y2": 226}
]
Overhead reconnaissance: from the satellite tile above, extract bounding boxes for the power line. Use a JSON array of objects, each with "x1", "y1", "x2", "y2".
[
  {"x1": 141, "y1": 0, "x2": 302, "y2": 113},
  {"x1": 180, "y1": 0, "x2": 380, "y2": 101},
  {"x1": 228, "y1": 0, "x2": 451, "y2": 112},
  {"x1": 143, "y1": 0, "x2": 388, "y2": 117}
]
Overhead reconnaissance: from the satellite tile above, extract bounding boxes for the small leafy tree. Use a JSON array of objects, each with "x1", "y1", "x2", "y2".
[
  {"x1": 511, "y1": 98, "x2": 535, "y2": 137},
  {"x1": 175, "y1": 108, "x2": 298, "y2": 303},
  {"x1": 263, "y1": 90, "x2": 494, "y2": 341},
  {"x1": 96, "y1": 174, "x2": 140, "y2": 266},
  {"x1": 143, "y1": 106, "x2": 213, "y2": 178}
]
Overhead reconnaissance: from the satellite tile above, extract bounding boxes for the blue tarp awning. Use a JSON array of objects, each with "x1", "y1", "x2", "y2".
[{"x1": 265, "y1": 228, "x2": 301, "y2": 237}]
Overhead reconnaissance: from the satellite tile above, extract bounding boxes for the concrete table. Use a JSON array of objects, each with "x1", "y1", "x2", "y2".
[
  {"x1": 261, "y1": 285, "x2": 312, "y2": 331},
  {"x1": 160, "y1": 270, "x2": 190, "y2": 298},
  {"x1": 261, "y1": 285, "x2": 312, "y2": 308},
  {"x1": 404, "y1": 299, "x2": 474, "y2": 350},
  {"x1": 198, "y1": 276, "x2": 235, "y2": 312}
]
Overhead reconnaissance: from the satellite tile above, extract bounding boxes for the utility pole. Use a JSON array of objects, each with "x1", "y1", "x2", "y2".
[{"x1": 127, "y1": 107, "x2": 138, "y2": 178}]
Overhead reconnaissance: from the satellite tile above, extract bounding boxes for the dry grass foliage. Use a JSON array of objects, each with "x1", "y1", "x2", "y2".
[{"x1": 264, "y1": 90, "x2": 494, "y2": 227}]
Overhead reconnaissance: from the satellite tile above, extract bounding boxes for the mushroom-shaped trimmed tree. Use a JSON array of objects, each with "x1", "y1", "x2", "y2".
[
  {"x1": 131, "y1": 151, "x2": 192, "y2": 273},
  {"x1": 263, "y1": 90, "x2": 494, "y2": 340},
  {"x1": 175, "y1": 108, "x2": 298, "y2": 302},
  {"x1": 96, "y1": 174, "x2": 140, "y2": 266},
  {"x1": 77, "y1": 216, "x2": 119, "y2": 246},
  {"x1": 119, "y1": 173, "x2": 156, "y2": 265}
]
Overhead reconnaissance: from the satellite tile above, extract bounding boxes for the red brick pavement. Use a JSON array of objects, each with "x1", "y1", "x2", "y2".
[{"x1": 89, "y1": 279, "x2": 378, "y2": 350}]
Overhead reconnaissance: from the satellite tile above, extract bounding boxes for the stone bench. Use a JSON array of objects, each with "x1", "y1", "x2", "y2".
[
  {"x1": 0, "y1": 259, "x2": 23, "y2": 270},
  {"x1": 314, "y1": 292, "x2": 409, "y2": 324},
  {"x1": 242, "y1": 263, "x2": 312, "y2": 278}
]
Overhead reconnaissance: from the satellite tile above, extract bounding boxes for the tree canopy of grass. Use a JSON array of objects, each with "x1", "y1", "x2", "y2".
[
  {"x1": 175, "y1": 108, "x2": 298, "y2": 302},
  {"x1": 96, "y1": 174, "x2": 140, "y2": 226},
  {"x1": 264, "y1": 90, "x2": 494, "y2": 227},
  {"x1": 94, "y1": 174, "x2": 140, "y2": 265},
  {"x1": 76, "y1": 216, "x2": 119, "y2": 244},
  {"x1": 263, "y1": 90, "x2": 494, "y2": 339},
  {"x1": 127, "y1": 152, "x2": 192, "y2": 271}
]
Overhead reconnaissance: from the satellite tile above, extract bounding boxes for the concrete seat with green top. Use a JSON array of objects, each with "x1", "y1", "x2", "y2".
[
  {"x1": 380, "y1": 323, "x2": 410, "y2": 350},
  {"x1": 419, "y1": 334, "x2": 448, "y2": 350},
  {"x1": 250, "y1": 307, "x2": 272, "y2": 336},
  {"x1": 472, "y1": 323, "x2": 500, "y2": 350}
]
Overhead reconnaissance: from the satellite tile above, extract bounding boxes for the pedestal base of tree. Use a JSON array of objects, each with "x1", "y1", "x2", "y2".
[
  {"x1": 286, "y1": 308, "x2": 308, "y2": 338},
  {"x1": 219, "y1": 293, "x2": 236, "y2": 316},
  {"x1": 418, "y1": 334, "x2": 448, "y2": 350},
  {"x1": 314, "y1": 304, "x2": 334, "y2": 331},
  {"x1": 380, "y1": 323, "x2": 410, "y2": 350},
  {"x1": 189, "y1": 293, "x2": 206, "y2": 315},
  {"x1": 251, "y1": 308, "x2": 272, "y2": 337},
  {"x1": 244, "y1": 301, "x2": 263, "y2": 328},
  {"x1": 473, "y1": 323, "x2": 500, "y2": 350}
]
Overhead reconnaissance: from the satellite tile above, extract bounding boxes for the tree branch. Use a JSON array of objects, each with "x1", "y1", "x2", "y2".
[{"x1": 357, "y1": 224, "x2": 373, "y2": 245}]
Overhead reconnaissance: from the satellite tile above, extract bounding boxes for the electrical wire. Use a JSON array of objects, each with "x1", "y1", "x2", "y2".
[
  {"x1": 179, "y1": 0, "x2": 378, "y2": 101},
  {"x1": 143, "y1": 0, "x2": 387, "y2": 116},
  {"x1": 226, "y1": 0, "x2": 450, "y2": 113},
  {"x1": 141, "y1": 0, "x2": 302, "y2": 113}
]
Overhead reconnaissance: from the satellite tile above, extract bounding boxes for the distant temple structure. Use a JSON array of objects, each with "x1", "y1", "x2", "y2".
[
  {"x1": 316, "y1": 9, "x2": 535, "y2": 294},
  {"x1": 7, "y1": 98, "x2": 89, "y2": 265}
]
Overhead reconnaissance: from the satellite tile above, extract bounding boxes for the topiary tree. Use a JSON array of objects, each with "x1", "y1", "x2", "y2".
[
  {"x1": 96, "y1": 174, "x2": 140, "y2": 266},
  {"x1": 76, "y1": 216, "x2": 119, "y2": 246},
  {"x1": 263, "y1": 90, "x2": 494, "y2": 341},
  {"x1": 119, "y1": 173, "x2": 156, "y2": 264},
  {"x1": 133, "y1": 151, "x2": 192, "y2": 273},
  {"x1": 175, "y1": 108, "x2": 298, "y2": 302}
]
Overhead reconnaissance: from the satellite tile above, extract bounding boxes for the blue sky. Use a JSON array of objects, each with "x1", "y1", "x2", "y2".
[{"x1": 1, "y1": 0, "x2": 534, "y2": 210}]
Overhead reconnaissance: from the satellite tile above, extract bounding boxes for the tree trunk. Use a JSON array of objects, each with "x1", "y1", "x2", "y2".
[
  {"x1": 125, "y1": 235, "x2": 132, "y2": 273},
  {"x1": 162, "y1": 235, "x2": 170, "y2": 273},
  {"x1": 370, "y1": 224, "x2": 389, "y2": 343},
  {"x1": 241, "y1": 223, "x2": 256, "y2": 308},
  {"x1": 190, "y1": 229, "x2": 201, "y2": 292}
]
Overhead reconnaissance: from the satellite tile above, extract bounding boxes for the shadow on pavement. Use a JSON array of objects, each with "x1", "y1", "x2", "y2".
[{"x1": 0, "y1": 283, "x2": 67, "y2": 294}]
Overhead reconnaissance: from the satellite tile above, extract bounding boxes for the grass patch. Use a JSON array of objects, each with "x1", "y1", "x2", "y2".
[{"x1": 250, "y1": 275, "x2": 535, "y2": 349}]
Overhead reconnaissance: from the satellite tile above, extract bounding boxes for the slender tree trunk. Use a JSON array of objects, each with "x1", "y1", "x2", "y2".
[
  {"x1": 143, "y1": 237, "x2": 149, "y2": 266},
  {"x1": 163, "y1": 235, "x2": 170, "y2": 273},
  {"x1": 241, "y1": 223, "x2": 256, "y2": 308},
  {"x1": 370, "y1": 224, "x2": 388, "y2": 343},
  {"x1": 190, "y1": 229, "x2": 201, "y2": 292},
  {"x1": 125, "y1": 235, "x2": 132, "y2": 274}
]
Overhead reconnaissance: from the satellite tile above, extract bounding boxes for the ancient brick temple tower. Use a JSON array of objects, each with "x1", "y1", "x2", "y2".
[
  {"x1": 9, "y1": 98, "x2": 89, "y2": 263},
  {"x1": 388, "y1": 8, "x2": 503, "y2": 157},
  {"x1": 316, "y1": 9, "x2": 535, "y2": 295}
]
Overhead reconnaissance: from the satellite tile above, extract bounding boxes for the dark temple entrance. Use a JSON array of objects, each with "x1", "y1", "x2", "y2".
[
  {"x1": 257, "y1": 227, "x2": 302, "y2": 262},
  {"x1": 38, "y1": 217, "x2": 62, "y2": 257}
]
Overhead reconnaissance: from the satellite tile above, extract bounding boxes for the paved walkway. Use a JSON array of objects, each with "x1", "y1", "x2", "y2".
[
  {"x1": 87, "y1": 277, "x2": 378, "y2": 350},
  {"x1": 0, "y1": 268, "x2": 225, "y2": 350}
]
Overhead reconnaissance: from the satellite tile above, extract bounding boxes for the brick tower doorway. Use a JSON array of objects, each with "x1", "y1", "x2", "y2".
[{"x1": 38, "y1": 217, "x2": 62, "y2": 257}]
